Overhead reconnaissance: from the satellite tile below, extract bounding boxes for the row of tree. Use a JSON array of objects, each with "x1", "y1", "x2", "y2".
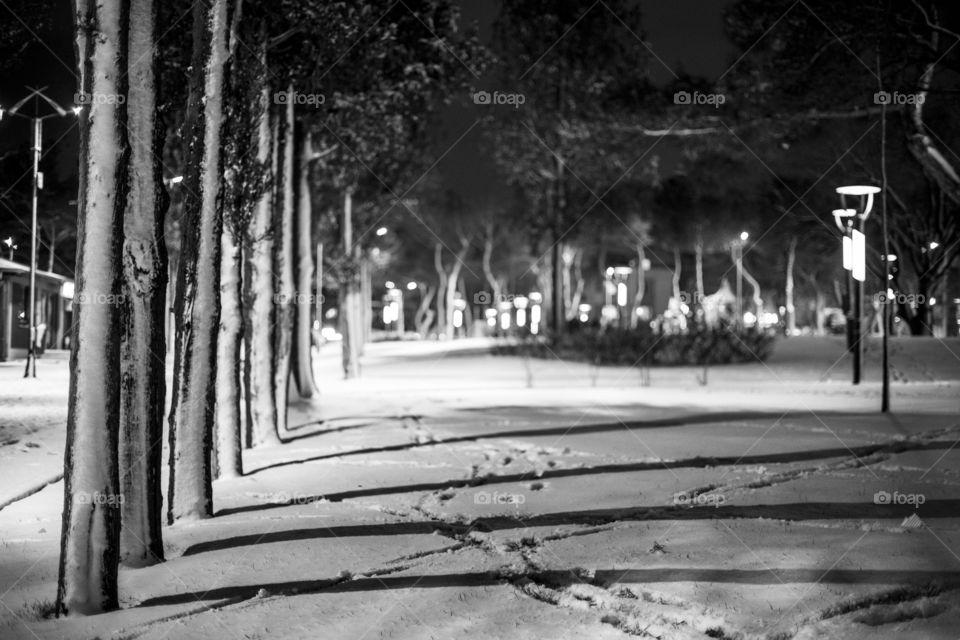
[{"x1": 57, "y1": 0, "x2": 481, "y2": 614}]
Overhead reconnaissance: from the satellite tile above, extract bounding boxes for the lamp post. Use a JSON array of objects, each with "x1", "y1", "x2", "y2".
[
  {"x1": 1, "y1": 87, "x2": 80, "y2": 378},
  {"x1": 835, "y1": 185, "x2": 880, "y2": 387}
]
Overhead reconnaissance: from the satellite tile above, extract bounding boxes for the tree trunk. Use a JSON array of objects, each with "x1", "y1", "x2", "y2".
[
  {"x1": 292, "y1": 129, "x2": 317, "y2": 398},
  {"x1": 481, "y1": 225, "x2": 502, "y2": 306},
  {"x1": 444, "y1": 237, "x2": 470, "y2": 338},
  {"x1": 631, "y1": 244, "x2": 646, "y2": 328},
  {"x1": 434, "y1": 242, "x2": 447, "y2": 337},
  {"x1": 672, "y1": 246, "x2": 682, "y2": 302},
  {"x1": 166, "y1": 0, "x2": 229, "y2": 523},
  {"x1": 415, "y1": 284, "x2": 436, "y2": 335},
  {"x1": 742, "y1": 266, "x2": 763, "y2": 319},
  {"x1": 215, "y1": 222, "x2": 243, "y2": 478},
  {"x1": 273, "y1": 87, "x2": 295, "y2": 433},
  {"x1": 552, "y1": 234, "x2": 564, "y2": 335},
  {"x1": 118, "y1": 0, "x2": 166, "y2": 568},
  {"x1": 785, "y1": 236, "x2": 797, "y2": 335},
  {"x1": 57, "y1": 0, "x2": 126, "y2": 615},
  {"x1": 244, "y1": 78, "x2": 279, "y2": 447},
  {"x1": 694, "y1": 228, "x2": 705, "y2": 305},
  {"x1": 341, "y1": 187, "x2": 360, "y2": 378}
]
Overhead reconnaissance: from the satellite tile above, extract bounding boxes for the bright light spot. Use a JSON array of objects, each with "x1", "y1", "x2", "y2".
[
  {"x1": 605, "y1": 267, "x2": 614, "y2": 277},
  {"x1": 616, "y1": 282, "x2": 628, "y2": 307},
  {"x1": 929, "y1": 241, "x2": 940, "y2": 250},
  {"x1": 500, "y1": 312, "x2": 511, "y2": 330},
  {"x1": 530, "y1": 322, "x2": 539, "y2": 335},
  {"x1": 376, "y1": 227, "x2": 388, "y2": 236},
  {"x1": 760, "y1": 312, "x2": 779, "y2": 327},
  {"x1": 60, "y1": 282, "x2": 75, "y2": 300},
  {"x1": 743, "y1": 311, "x2": 757, "y2": 327},
  {"x1": 385, "y1": 280, "x2": 395, "y2": 289},
  {"x1": 886, "y1": 254, "x2": 897, "y2": 261},
  {"x1": 453, "y1": 309, "x2": 464, "y2": 328},
  {"x1": 852, "y1": 230, "x2": 866, "y2": 282},
  {"x1": 530, "y1": 305, "x2": 541, "y2": 325},
  {"x1": 72, "y1": 106, "x2": 83, "y2": 115},
  {"x1": 406, "y1": 281, "x2": 417, "y2": 290},
  {"x1": 169, "y1": 175, "x2": 183, "y2": 184},
  {"x1": 485, "y1": 308, "x2": 497, "y2": 327},
  {"x1": 320, "y1": 327, "x2": 342, "y2": 341},
  {"x1": 740, "y1": 231, "x2": 749, "y2": 241},
  {"x1": 930, "y1": 297, "x2": 937, "y2": 306},
  {"x1": 516, "y1": 309, "x2": 526, "y2": 327}
]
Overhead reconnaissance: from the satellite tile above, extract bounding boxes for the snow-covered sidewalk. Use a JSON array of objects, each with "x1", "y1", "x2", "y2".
[{"x1": 1, "y1": 336, "x2": 959, "y2": 639}]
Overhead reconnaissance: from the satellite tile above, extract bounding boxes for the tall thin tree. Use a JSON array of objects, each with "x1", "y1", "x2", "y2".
[
  {"x1": 167, "y1": 0, "x2": 230, "y2": 522},
  {"x1": 119, "y1": 0, "x2": 166, "y2": 566},
  {"x1": 57, "y1": 0, "x2": 128, "y2": 614}
]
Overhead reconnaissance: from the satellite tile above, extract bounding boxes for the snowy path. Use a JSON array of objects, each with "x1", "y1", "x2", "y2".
[{"x1": 1, "y1": 336, "x2": 960, "y2": 639}]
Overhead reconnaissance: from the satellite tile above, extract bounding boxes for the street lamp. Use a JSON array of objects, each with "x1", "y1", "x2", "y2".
[
  {"x1": 607, "y1": 266, "x2": 633, "y2": 328},
  {"x1": 529, "y1": 292, "x2": 542, "y2": 335},
  {"x1": 1, "y1": 87, "x2": 80, "y2": 377},
  {"x1": 3, "y1": 237, "x2": 17, "y2": 260},
  {"x1": 835, "y1": 185, "x2": 880, "y2": 387},
  {"x1": 513, "y1": 295, "x2": 529, "y2": 328}
]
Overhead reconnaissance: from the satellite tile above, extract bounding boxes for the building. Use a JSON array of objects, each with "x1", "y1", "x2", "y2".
[{"x1": 0, "y1": 258, "x2": 73, "y2": 361}]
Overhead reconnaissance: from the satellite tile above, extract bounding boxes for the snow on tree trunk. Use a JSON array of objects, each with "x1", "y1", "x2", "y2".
[
  {"x1": 57, "y1": 0, "x2": 126, "y2": 615},
  {"x1": 340, "y1": 188, "x2": 360, "y2": 378},
  {"x1": 119, "y1": 0, "x2": 166, "y2": 568},
  {"x1": 244, "y1": 75, "x2": 280, "y2": 447},
  {"x1": 215, "y1": 222, "x2": 243, "y2": 478},
  {"x1": 273, "y1": 88, "x2": 295, "y2": 433},
  {"x1": 166, "y1": 0, "x2": 229, "y2": 523},
  {"x1": 292, "y1": 129, "x2": 318, "y2": 398}
]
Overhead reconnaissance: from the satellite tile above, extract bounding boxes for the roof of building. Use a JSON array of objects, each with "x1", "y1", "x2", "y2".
[{"x1": 0, "y1": 258, "x2": 72, "y2": 283}]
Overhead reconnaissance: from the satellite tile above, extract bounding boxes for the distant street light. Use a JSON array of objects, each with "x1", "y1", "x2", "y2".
[
  {"x1": 835, "y1": 184, "x2": 880, "y2": 388},
  {"x1": 376, "y1": 227, "x2": 388, "y2": 237},
  {"x1": 3, "y1": 237, "x2": 17, "y2": 260},
  {"x1": 405, "y1": 281, "x2": 417, "y2": 290},
  {"x1": 1, "y1": 87, "x2": 80, "y2": 378}
]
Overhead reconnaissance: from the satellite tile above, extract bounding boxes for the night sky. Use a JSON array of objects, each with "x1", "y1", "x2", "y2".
[{"x1": 1, "y1": 0, "x2": 737, "y2": 246}]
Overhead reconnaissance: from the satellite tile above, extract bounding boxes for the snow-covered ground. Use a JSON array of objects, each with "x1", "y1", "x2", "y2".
[{"x1": 1, "y1": 335, "x2": 959, "y2": 639}]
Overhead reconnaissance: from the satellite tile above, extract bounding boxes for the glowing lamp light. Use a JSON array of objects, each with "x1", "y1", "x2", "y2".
[
  {"x1": 616, "y1": 282, "x2": 628, "y2": 307},
  {"x1": 836, "y1": 185, "x2": 881, "y2": 196},
  {"x1": 60, "y1": 282, "x2": 75, "y2": 300},
  {"x1": 851, "y1": 229, "x2": 866, "y2": 282},
  {"x1": 385, "y1": 280, "x2": 395, "y2": 289},
  {"x1": 485, "y1": 308, "x2": 497, "y2": 327},
  {"x1": 406, "y1": 281, "x2": 417, "y2": 290},
  {"x1": 739, "y1": 231, "x2": 749, "y2": 241},
  {"x1": 376, "y1": 227, "x2": 388, "y2": 236},
  {"x1": 842, "y1": 236, "x2": 852, "y2": 270}
]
